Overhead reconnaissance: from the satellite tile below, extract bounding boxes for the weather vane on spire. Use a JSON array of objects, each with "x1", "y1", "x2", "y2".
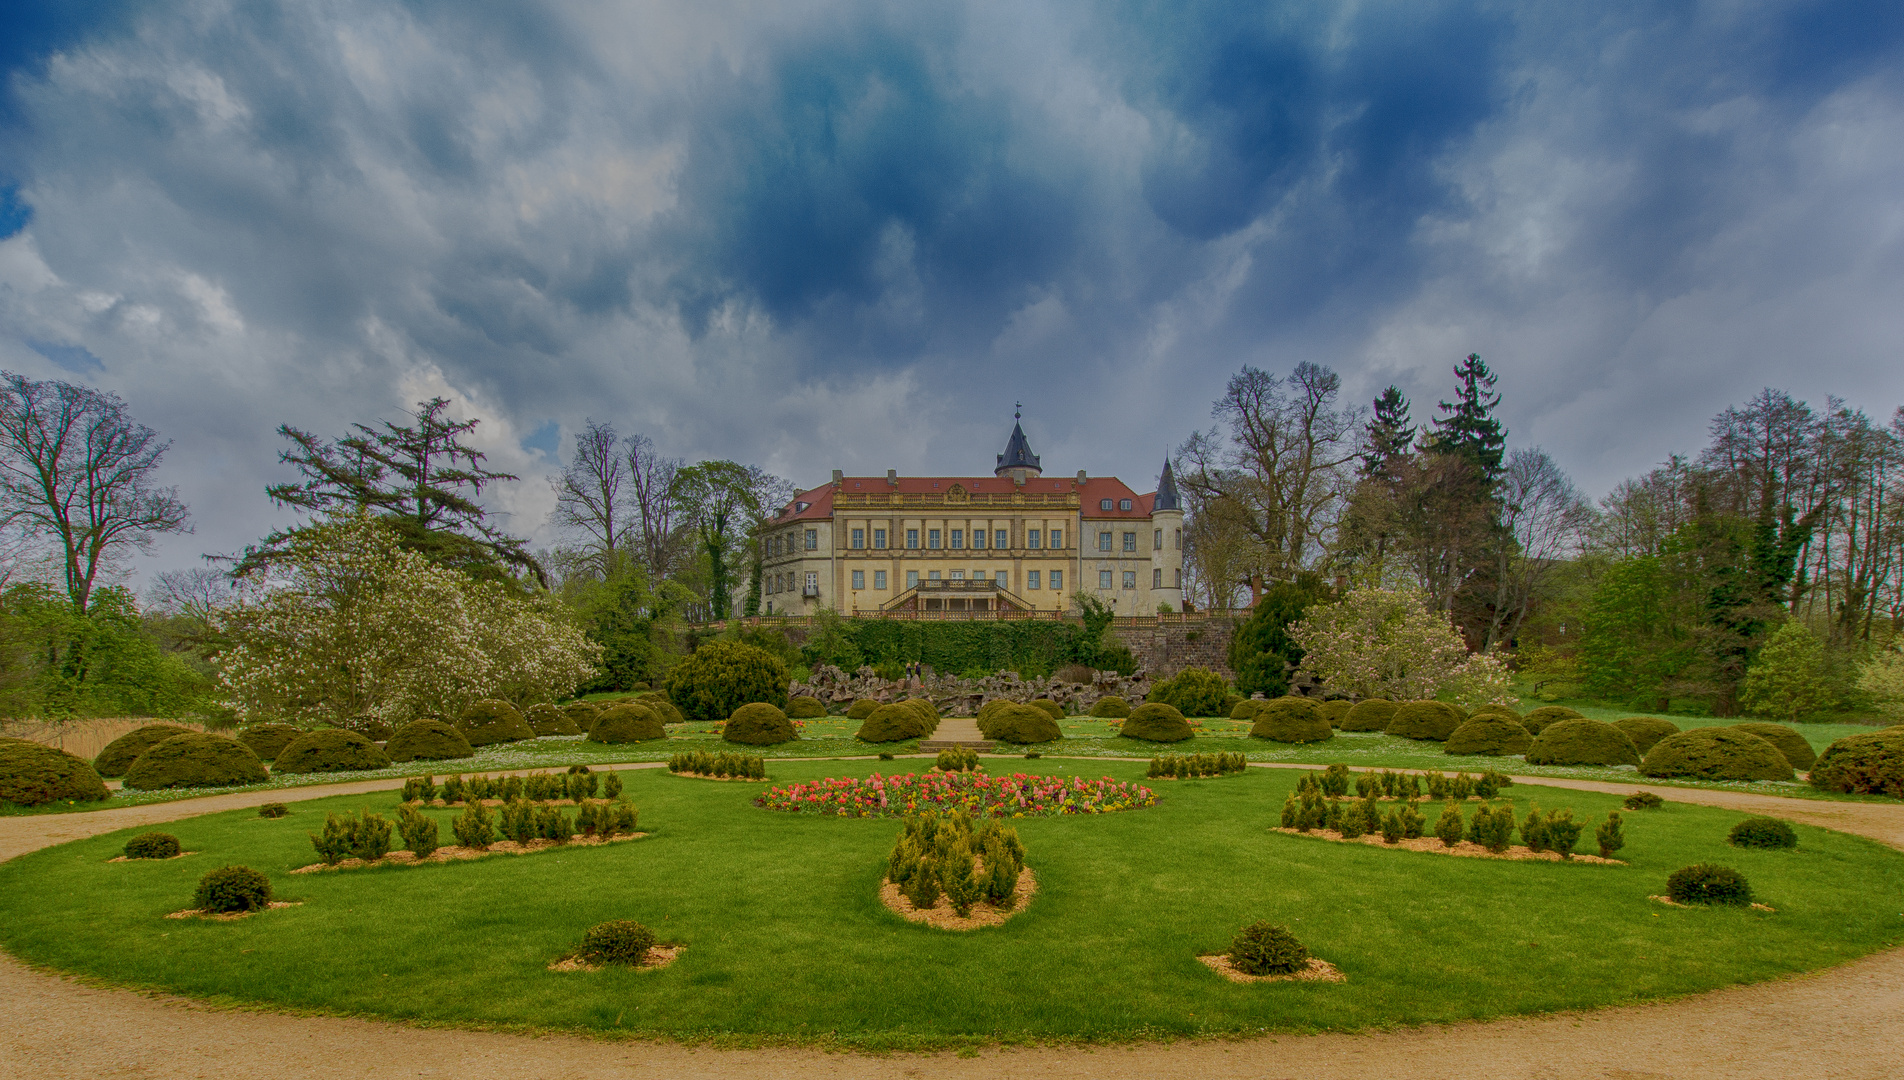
[{"x1": 1014, "y1": 400, "x2": 1022, "y2": 420}]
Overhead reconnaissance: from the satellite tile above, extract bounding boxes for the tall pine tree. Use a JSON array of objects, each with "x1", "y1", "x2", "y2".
[
  {"x1": 1360, "y1": 385, "x2": 1416, "y2": 478},
  {"x1": 1428, "y1": 354, "x2": 1507, "y2": 482}
]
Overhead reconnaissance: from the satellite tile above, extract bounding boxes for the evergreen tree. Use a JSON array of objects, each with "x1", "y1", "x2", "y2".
[
  {"x1": 1360, "y1": 386, "x2": 1416, "y2": 478},
  {"x1": 1428, "y1": 354, "x2": 1507, "y2": 482},
  {"x1": 1229, "y1": 573, "x2": 1329, "y2": 697}
]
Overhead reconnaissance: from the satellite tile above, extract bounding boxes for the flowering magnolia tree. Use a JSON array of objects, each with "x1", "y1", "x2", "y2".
[
  {"x1": 1290, "y1": 586, "x2": 1513, "y2": 706},
  {"x1": 216, "y1": 514, "x2": 600, "y2": 725}
]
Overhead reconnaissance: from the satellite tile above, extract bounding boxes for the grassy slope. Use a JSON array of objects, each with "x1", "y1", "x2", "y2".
[{"x1": 3, "y1": 759, "x2": 1901, "y2": 1049}]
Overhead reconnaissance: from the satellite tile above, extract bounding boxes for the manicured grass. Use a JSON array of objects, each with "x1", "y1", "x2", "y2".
[{"x1": 3, "y1": 760, "x2": 1901, "y2": 1049}]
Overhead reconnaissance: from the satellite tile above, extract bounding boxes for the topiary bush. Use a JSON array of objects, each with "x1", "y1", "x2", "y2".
[
  {"x1": 194, "y1": 865, "x2": 272, "y2": 914},
  {"x1": 1248, "y1": 697, "x2": 1333, "y2": 744},
  {"x1": 1444, "y1": 714, "x2": 1533, "y2": 756},
  {"x1": 846, "y1": 697, "x2": 881, "y2": 720},
  {"x1": 1466, "y1": 703, "x2": 1521, "y2": 722},
  {"x1": 1641, "y1": 728, "x2": 1794, "y2": 782},
  {"x1": 1728, "y1": 816, "x2": 1798, "y2": 849},
  {"x1": 0, "y1": 738, "x2": 110, "y2": 807},
  {"x1": 270, "y1": 729, "x2": 392, "y2": 774},
  {"x1": 1090, "y1": 696, "x2": 1132, "y2": 718},
  {"x1": 123, "y1": 734, "x2": 269, "y2": 790},
  {"x1": 384, "y1": 719, "x2": 474, "y2": 763},
  {"x1": 234, "y1": 723, "x2": 303, "y2": 761},
  {"x1": 1729, "y1": 723, "x2": 1816, "y2": 771},
  {"x1": 786, "y1": 695, "x2": 828, "y2": 719},
  {"x1": 587, "y1": 703, "x2": 666, "y2": 744},
  {"x1": 1666, "y1": 863, "x2": 1753, "y2": 906},
  {"x1": 665, "y1": 640, "x2": 789, "y2": 724},
  {"x1": 258, "y1": 802, "x2": 289, "y2": 818},
  {"x1": 1613, "y1": 717, "x2": 1680, "y2": 755},
  {"x1": 92, "y1": 724, "x2": 196, "y2": 777},
  {"x1": 1146, "y1": 666, "x2": 1231, "y2": 717},
  {"x1": 1386, "y1": 701, "x2": 1465, "y2": 741},
  {"x1": 525, "y1": 703, "x2": 582, "y2": 737},
  {"x1": 457, "y1": 700, "x2": 535, "y2": 746},
  {"x1": 1525, "y1": 719, "x2": 1641, "y2": 766},
  {"x1": 859, "y1": 704, "x2": 929, "y2": 743},
  {"x1": 1029, "y1": 698, "x2": 1064, "y2": 721},
  {"x1": 1120, "y1": 702, "x2": 1193, "y2": 743},
  {"x1": 124, "y1": 832, "x2": 182, "y2": 859},
  {"x1": 1317, "y1": 700, "x2": 1353, "y2": 728},
  {"x1": 1228, "y1": 921, "x2": 1309, "y2": 975},
  {"x1": 579, "y1": 919, "x2": 658, "y2": 965},
  {"x1": 1520, "y1": 705, "x2": 1584, "y2": 734},
  {"x1": 1341, "y1": 699, "x2": 1398, "y2": 732},
  {"x1": 1229, "y1": 699, "x2": 1265, "y2": 721},
  {"x1": 1624, "y1": 791, "x2": 1664, "y2": 810},
  {"x1": 725, "y1": 702, "x2": 796, "y2": 745},
  {"x1": 635, "y1": 692, "x2": 686, "y2": 725},
  {"x1": 985, "y1": 704, "x2": 1062, "y2": 745},
  {"x1": 560, "y1": 701, "x2": 602, "y2": 732},
  {"x1": 1808, "y1": 728, "x2": 1904, "y2": 797}
]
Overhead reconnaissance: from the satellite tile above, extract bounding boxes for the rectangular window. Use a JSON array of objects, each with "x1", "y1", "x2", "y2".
[
  {"x1": 1050, "y1": 570, "x2": 1063, "y2": 591},
  {"x1": 1050, "y1": 529, "x2": 1063, "y2": 549},
  {"x1": 806, "y1": 529, "x2": 818, "y2": 550},
  {"x1": 1153, "y1": 568, "x2": 1162, "y2": 588},
  {"x1": 950, "y1": 570, "x2": 965, "y2": 580},
  {"x1": 1028, "y1": 529, "x2": 1042, "y2": 549},
  {"x1": 972, "y1": 529, "x2": 986, "y2": 549},
  {"x1": 995, "y1": 529, "x2": 1008, "y2": 549},
  {"x1": 851, "y1": 528, "x2": 864, "y2": 549},
  {"x1": 906, "y1": 529, "x2": 919, "y2": 549},
  {"x1": 1099, "y1": 569, "x2": 1113, "y2": 589},
  {"x1": 929, "y1": 570, "x2": 941, "y2": 581},
  {"x1": 995, "y1": 571, "x2": 1008, "y2": 585},
  {"x1": 928, "y1": 529, "x2": 941, "y2": 549},
  {"x1": 906, "y1": 570, "x2": 919, "y2": 588},
  {"x1": 1099, "y1": 531, "x2": 1113, "y2": 552},
  {"x1": 1027, "y1": 570, "x2": 1041, "y2": 590},
  {"x1": 1123, "y1": 532, "x2": 1137, "y2": 552},
  {"x1": 950, "y1": 529, "x2": 964, "y2": 549},
  {"x1": 1155, "y1": 529, "x2": 1162, "y2": 549},
  {"x1": 1123, "y1": 570, "x2": 1137, "y2": 589},
  {"x1": 875, "y1": 570, "x2": 887, "y2": 590},
  {"x1": 1173, "y1": 568, "x2": 1181, "y2": 587},
  {"x1": 1175, "y1": 528, "x2": 1182, "y2": 550},
  {"x1": 852, "y1": 570, "x2": 865, "y2": 589},
  {"x1": 874, "y1": 528, "x2": 887, "y2": 549},
  {"x1": 806, "y1": 571, "x2": 818, "y2": 594}
]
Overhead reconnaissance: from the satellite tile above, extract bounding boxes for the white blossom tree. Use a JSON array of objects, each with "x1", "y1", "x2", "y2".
[{"x1": 1290, "y1": 586, "x2": 1513, "y2": 706}]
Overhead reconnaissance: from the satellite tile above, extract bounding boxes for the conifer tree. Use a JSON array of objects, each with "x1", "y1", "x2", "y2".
[
  {"x1": 1361, "y1": 385, "x2": 1416, "y2": 478},
  {"x1": 1428, "y1": 354, "x2": 1508, "y2": 482}
]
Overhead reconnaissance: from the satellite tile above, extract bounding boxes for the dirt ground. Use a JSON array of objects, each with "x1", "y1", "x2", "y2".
[{"x1": 3, "y1": 764, "x2": 1903, "y2": 1079}]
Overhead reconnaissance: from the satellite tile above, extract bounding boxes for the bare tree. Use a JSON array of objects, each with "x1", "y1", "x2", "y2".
[
  {"x1": 627, "y1": 433, "x2": 685, "y2": 586},
  {"x1": 0, "y1": 372, "x2": 191, "y2": 612},
  {"x1": 1481, "y1": 448, "x2": 1593, "y2": 647},
  {"x1": 146, "y1": 566, "x2": 236, "y2": 620},
  {"x1": 551, "y1": 420, "x2": 628, "y2": 571}
]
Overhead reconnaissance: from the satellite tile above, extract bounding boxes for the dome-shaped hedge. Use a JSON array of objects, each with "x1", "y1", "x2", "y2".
[
  {"x1": 457, "y1": 700, "x2": 534, "y2": 746},
  {"x1": 859, "y1": 703, "x2": 930, "y2": 743},
  {"x1": 636, "y1": 693, "x2": 685, "y2": 725},
  {"x1": 1386, "y1": 701, "x2": 1465, "y2": 741},
  {"x1": 93, "y1": 724, "x2": 197, "y2": 777},
  {"x1": 985, "y1": 704, "x2": 1062, "y2": 745},
  {"x1": 1444, "y1": 714, "x2": 1533, "y2": 756},
  {"x1": 725, "y1": 702, "x2": 796, "y2": 745},
  {"x1": 1090, "y1": 697, "x2": 1132, "y2": 718},
  {"x1": 1613, "y1": 717, "x2": 1680, "y2": 755},
  {"x1": 271, "y1": 729, "x2": 391, "y2": 774},
  {"x1": 1467, "y1": 703, "x2": 1522, "y2": 722},
  {"x1": 1729, "y1": 722, "x2": 1815, "y2": 771},
  {"x1": 0, "y1": 737, "x2": 109, "y2": 806},
  {"x1": 124, "y1": 733, "x2": 269, "y2": 790},
  {"x1": 1318, "y1": 700, "x2": 1353, "y2": 728},
  {"x1": 1641, "y1": 728, "x2": 1794, "y2": 782},
  {"x1": 235, "y1": 723, "x2": 303, "y2": 761},
  {"x1": 384, "y1": 719, "x2": 475, "y2": 763},
  {"x1": 1120, "y1": 702, "x2": 1193, "y2": 743},
  {"x1": 525, "y1": 703, "x2": 581, "y2": 737},
  {"x1": 1520, "y1": 706, "x2": 1584, "y2": 734},
  {"x1": 560, "y1": 701, "x2": 601, "y2": 732},
  {"x1": 1525, "y1": 718, "x2": 1641, "y2": 766},
  {"x1": 846, "y1": 697, "x2": 881, "y2": 720},
  {"x1": 1029, "y1": 698, "x2": 1064, "y2": 720},
  {"x1": 664, "y1": 640, "x2": 789, "y2": 724},
  {"x1": 588, "y1": 703, "x2": 666, "y2": 744},
  {"x1": 787, "y1": 695, "x2": 828, "y2": 719},
  {"x1": 1146, "y1": 666, "x2": 1230, "y2": 717},
  {"x1": 1227, "y1": 699, "x2": 1262, "y2": 721},
  {"x1": 1249, "y1": 697, "x2": 1333, "y2": 744},
  {"x1": 1341, "y1": 699, "x2": 1398, "y2": 732},
  {"x1": 1808, "y1": 728, "x2": 1904, "y2": 797}
]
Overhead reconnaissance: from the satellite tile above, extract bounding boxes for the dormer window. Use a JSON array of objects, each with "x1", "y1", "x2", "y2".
[
  {"x1": 795, "y1": 501, "x2": 810, "y2": 513},
  {"x1": 1119, "y1": 499, "x2": 1132, "y2": 511},
  {"x1": 1100, "y1": 498, "x2": 1113, "y2": 510}
]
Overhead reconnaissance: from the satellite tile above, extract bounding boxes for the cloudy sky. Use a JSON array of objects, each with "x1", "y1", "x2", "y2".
[{"x1": 2, "y1": 1, "x2": 1901, "y2": 584}]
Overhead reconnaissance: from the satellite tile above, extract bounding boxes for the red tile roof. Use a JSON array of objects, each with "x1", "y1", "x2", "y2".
[{"x1": 771, "y1": 476, "x2": 1161, "y2": 522}]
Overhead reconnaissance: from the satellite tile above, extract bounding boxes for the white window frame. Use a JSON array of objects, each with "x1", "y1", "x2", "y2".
[
  {"x1": 1099, "y1": 569, "x2": 1113, "y2": 589},
  {"x1": 852, "y1": 569, "x2": 865, "y2": 589},
  {"x1": 1050, "y1": 570, "x2": 1062, "y2": 590},
  {"x1": 875, "y1": 570, "x2": 888, "y2": 590},
  {"x1": 1027, "y1": 570, "x2": 1041, "y2": 590},
  {"x1": 1123, "y1": 570, "x2": 1137, "y2": 589}
]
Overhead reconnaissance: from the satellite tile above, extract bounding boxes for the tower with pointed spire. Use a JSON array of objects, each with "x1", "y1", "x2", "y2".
[
  {"x1": 1149, "y1": 459, "x2": 1184, "y2": 612},
  {"x1": 994, "y1": 405, "x2": 1042, "y2": 483}
]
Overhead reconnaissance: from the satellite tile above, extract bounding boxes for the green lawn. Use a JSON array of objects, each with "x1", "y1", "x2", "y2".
[{"x1": 3, "y1": 759, "x2": 1900, "y2": 1049}]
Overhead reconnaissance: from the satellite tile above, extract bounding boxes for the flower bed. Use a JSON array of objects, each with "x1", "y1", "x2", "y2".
[{"x1": 754, "y1": 771, "x2": 1157, "y2": 817}]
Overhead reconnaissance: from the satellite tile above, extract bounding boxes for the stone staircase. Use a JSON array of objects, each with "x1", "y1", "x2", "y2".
[{"x1": 919, "y1": 716, "x2": 995, "y2": 752}]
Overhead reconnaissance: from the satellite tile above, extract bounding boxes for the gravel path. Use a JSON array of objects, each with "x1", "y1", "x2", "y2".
[{"x1": 3, "y1": 768, "x2": 1901, "y2": 1079}]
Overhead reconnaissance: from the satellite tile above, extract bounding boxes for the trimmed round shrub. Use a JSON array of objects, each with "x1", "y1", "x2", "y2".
[
  {"x1": 560, "y1": 701, "x2": 602, "y2": 732},
  {"x1": 384, "y1": 719, "x2": 475, "y2": 763},
  {"x1": 124, "y1": 734, "x2": 269, "y2": 790},
  {"x1": 580, "y1": 919, "x2": 657, "y2": 965},
  {"x1": 787, "y1": 695, "x2": 828, "y2": 719},
  {"x1": 1520, "y1": 706, "x2": 1584, "y2": 734},
  {"x1": 258, "y1": 802, "x2": 289, "y2": 818},
  {"x1": 269, "y1": 729, "x2": 391, "y2": 775},
  {"x1": 1728, "y1": 816, "x2": 1798, "y2": 849},
  {"x1": 456, "y1": 700, "x2": 534, "y2": 747},
  {"x1": 1341, "y1": 699, "x2": 1398, "y2": 732},
  {"x1": 342, "y1": 715, "x2": 396, "y2": 741},
  {"x1": 1809, "y1": 728, "x2": 1904, "y2": 797},
  {"x1": 525, "y1": 703, "x2": 581, "y2": 737},
  {"x1": 1729, "y1": 723, "x2": 1816, "y2": 771},
  {"x1": 0, "y1": 737, "x2": 110, "y2": 807},
  {"x1": 1249, "y1": 697, "x2": 1333, "y2": 744},
  {"x1": 1666, "y1": 863, "x2": 1752, "y2": 906},
  {"x1": 985, "y1": 704, "x2": 1062, "y2": 745},
  {"x1": 93, "y1": 724, "x2": 196, "y2": 777},
  {"x1": 1146, "y1": 667, "x2": 1230, "y2": 717},
  {"x1": 724, "y1": 702, "x2": 796, "y2": 745},
  {"x1": 234, "y1": 723, "x2": 303, "y2": 761},
  {"x1": 1121, "y1": 703, "x2": 1193, "y2": 743},
  {"x1": 846, "y1": 698, "x2": 881, "y2": 720},
  {"x1": 859, "y1": 704, "x2": 931, "y2": 743},
  {"x1": 1444, "y1": 714, "x2": 1533, "y2": 756},
  {"x1": 1467, "y1": 703, "x2": 1522, "y2": 722},
  {"x1": 1524, "y1": 718, "x2": 1641, "y2": 766},
  {"x1": 1227, "y1": 921, "x2": 1309, "y2": 976},
  {"x1": 1318, "y1": 700, "x2": 1353, "y2": 728},
  {"x1": 1386, "y1": 701, "x2": 1465, "y2": 741},
  {"x1": 1613, "y1": 717, "x2": 1680, "y2": 755},
  {"x1": 1029, "y1": 698, "x2": 1064, "y2": 720},
  {"x1": 194, "y1": 865, "x2": 272, "y2": 914},
  {"x1": 1642, "y1": 728, "x2": 1794, "y2": 782},
  {"x1": 588, "y1": 704, "x2": 666, "y2": 744},
  {"x1": 1229, "y1": 698, "x2": 1265, "y2": 721},
  {"x1": 123, "y1": 832, "x2": 181, "y2": 859},
  {"x1": 1090, "y1": 697, "x2": 1132, "y2": 718},
  {"x1": 636, "y1": 693, "x2": 686, "y2": 725},
  {"x1": 664, "y1": 640, "x2": 789, "y2": 724}
]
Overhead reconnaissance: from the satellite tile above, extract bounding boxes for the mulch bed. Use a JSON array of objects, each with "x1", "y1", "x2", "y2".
[
  {"x1": 880, "y1": 866, "x2": 1038, "y2": 931},
  {"x1": 166, "y1": 901, "x2": 303, "y2": 922},
  {"x1": 109, "y1": 851, "x2": 198, "y2": 863},
  {"x1": 1273, "y1": 827, "x2": 1625, "y2": 864},
  {"x1": 1649, "y1": 894, "x2": 1777, "y2": 912},
  {"x1": 290, "y1": 832, "x2": 647, "y2": 874},
  {"x1": 548, "y1": 944, "x2": 684, "y2": 972},
  {"x1": 1197, "y1": 955, "x2": 1346, "y2": 984}
]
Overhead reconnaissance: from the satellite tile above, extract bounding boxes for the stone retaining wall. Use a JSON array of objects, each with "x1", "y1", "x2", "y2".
[{"x1": 1108, "y1": 617, "x2": 1240, "y2": 680}]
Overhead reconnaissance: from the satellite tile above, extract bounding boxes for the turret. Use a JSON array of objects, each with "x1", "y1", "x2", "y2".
[
  {"x1": 1150, "y1": 460, "x2": 1185, "y2": 612},
  {"x1": 994, "y1": 409, "x2": 1042, "y2": 483}
]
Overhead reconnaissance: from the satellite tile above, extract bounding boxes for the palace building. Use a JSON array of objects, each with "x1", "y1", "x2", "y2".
[{"x1": 757, "y1": 416, "x2": 1185, "y2": 617}]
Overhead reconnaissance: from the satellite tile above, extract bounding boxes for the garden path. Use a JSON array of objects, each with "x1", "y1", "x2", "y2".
[{"x1": 3, "y1": 766, "x2": 1901, "y2": 1079}]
